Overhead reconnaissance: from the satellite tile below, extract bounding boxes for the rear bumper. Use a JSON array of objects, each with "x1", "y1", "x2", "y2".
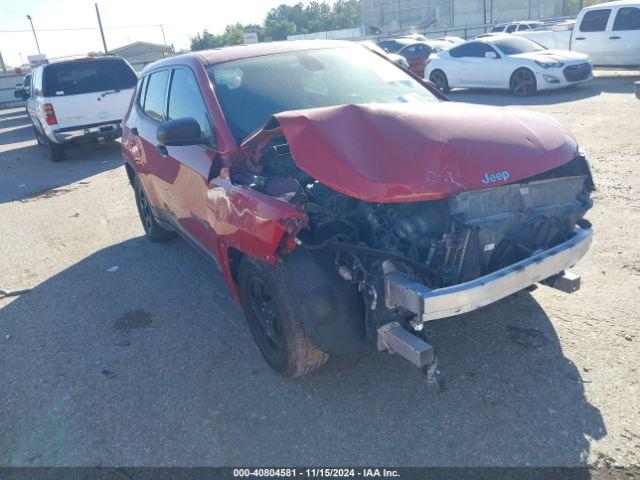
[
  {"x1": 52, "y1": 120, "x2": 122, "y2": 144},
  {"x1": 384, "y1": 226, "x2": 592, "y2": 322}
]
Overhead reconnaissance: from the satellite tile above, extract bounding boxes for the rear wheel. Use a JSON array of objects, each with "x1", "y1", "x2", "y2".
[
  {"x1": 44, "y1": 135, "x2": 65, "y2": 162},
  {"x1": 239, "y1": 255, "x2": 329, "y2": 378},
  {"x1": 510, "y1": 68, "x2": 537, "y2": 96},
  {"x1": 133, "y1": 177, "x2": 174, "y2": 242},
  {"x1": 429, "y1": 69, "x2": 450, "y2": 93}
]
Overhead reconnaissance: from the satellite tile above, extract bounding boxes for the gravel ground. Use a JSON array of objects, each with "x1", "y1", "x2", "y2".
[{"x1": 0, "y1": 72, "x2": 638, "y2": 467}]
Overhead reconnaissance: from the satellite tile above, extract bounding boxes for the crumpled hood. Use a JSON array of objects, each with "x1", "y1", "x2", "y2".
[{"x1": 262, "y1": 102, "x2": 579, "y2": 203}]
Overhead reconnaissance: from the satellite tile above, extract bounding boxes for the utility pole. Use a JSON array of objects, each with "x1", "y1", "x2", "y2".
[
  {"x1": 26, "y1": 15, "x2": 41, "y2": 54},
  {"x1": 0, "y1": 50, "x2": 6, "y2": 73},
  {"x1": 159, "y1": 24, "x2": 167, "y2": 46},
  {"x1": 95, "y1": 3, "x2": 108, "y2": 53}
]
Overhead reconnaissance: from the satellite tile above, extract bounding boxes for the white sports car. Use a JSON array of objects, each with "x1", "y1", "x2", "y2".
[{"x1": 425, "y1": 34, "x2": 593, "y2": 96}]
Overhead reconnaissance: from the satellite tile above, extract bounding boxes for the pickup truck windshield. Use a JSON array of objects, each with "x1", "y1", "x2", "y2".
[
  {"x1": 43, "y1": 58, "x2": 137, "y2": 97},
  {"x1": 492, "y1": 37, "x2": 546, "y2": 55},
  {"x1": 208, "y1": 47, "x2": 438, "y2": 141}
]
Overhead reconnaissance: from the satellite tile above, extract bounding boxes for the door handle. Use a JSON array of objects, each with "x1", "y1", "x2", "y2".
[
  {"x1": 155, "y1": 144, "x2": 168, "y2": 156},
  {"x1": 609, "y1": 36, "x2": 621, "y2": 39},
  {"x1": 575, "y1": 37, "x2": 586, "y2": 40},
  {"x1": 130, "y1": 127, "x2": 138, "y2": 136}
]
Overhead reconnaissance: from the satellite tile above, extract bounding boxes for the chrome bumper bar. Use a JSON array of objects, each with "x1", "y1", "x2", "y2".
[
  {"x1": 384, "y1": 226, "x2": 592, "y2": 322},
  {"x1": 54, "y1": 122, "x2": 121, "y2": 143}
]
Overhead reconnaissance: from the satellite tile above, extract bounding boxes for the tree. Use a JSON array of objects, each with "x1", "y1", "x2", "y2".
[{"x1": 190, "y1": 0, "x2": 361, "y2": 49}]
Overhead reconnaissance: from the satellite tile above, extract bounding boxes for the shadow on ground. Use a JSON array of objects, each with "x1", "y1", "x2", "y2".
[
  {"x1": 448, "y1": 73, "x2": 640, "y2": 106},
  {"x1": 0, "y1": 234, "x2": 606, "y2": 467},
  {"x1": 0, "y1": 110, "x2": 121, "y2": 204}
]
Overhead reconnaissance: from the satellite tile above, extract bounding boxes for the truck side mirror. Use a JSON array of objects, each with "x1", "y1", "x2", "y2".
[{"x1": 14, "y1": 89, "x2": 29, "y2": 100}]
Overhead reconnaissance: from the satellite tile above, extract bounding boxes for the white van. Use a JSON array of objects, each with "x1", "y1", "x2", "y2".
[
  {"x1": 25, "y1": 56, "x2": 137, "y2": 161},
  {"x1": 516, "y1": 1, "x2": 640, "y2": 67}
]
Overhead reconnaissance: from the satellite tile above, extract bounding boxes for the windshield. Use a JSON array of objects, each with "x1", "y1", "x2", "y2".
[
  {"x1": 43, "y1": 58, "x2": 137, "y2": 97},
  {"x1": 208, "y1": 47, "x2": 438, "y2": 141},
  {"x1": 491, "y1": 36, "x2": 546, "y2": 55}
]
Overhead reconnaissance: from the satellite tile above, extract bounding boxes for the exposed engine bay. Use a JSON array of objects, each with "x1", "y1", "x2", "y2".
[
  {"x1": 238, "y1": 139, "x2": 593, "y2": 291},
  {"x1": 233, "y1": 126, "x2": 594, "y2": 376}
]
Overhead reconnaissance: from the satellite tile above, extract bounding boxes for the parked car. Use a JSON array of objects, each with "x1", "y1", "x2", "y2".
[
  {"x1": 398, "y1": 40, "x2": 451, "y2": 76},
  {"x1": 24, "y1": 56, "x2": 137, "y2": 161},
  {"x1": 122, "y1": 40, "x2": 594, "y2": 378},
  {"x1": 377, "y1": 37, "x2": 416, "y2": 53},
  {"x1": 516, "y1": 1, "x2": 640, "y2": 66},
  {"x1": 359, "y1": 41, "x2": 410, "y2": 69},
  {"x1": 491, "y1": 20, "x2": 545, "y2": 33},
  {"x1": 426, "y1": 34, "x2": 592, "y2": 95}
]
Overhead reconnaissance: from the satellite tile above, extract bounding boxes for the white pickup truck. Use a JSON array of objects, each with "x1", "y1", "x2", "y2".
[{"x1": 516, "y1": 0, "x2": 640, "y2": 67}]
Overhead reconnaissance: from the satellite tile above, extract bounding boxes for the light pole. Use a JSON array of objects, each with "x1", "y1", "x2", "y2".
[{"x1": 26, "y1": 15, "x2": 41, "y2": 54}]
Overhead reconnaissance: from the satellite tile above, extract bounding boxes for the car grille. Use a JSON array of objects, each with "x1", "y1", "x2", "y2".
[{"x1": 563, "y1": 63, "x2": 592, "y2": 82}]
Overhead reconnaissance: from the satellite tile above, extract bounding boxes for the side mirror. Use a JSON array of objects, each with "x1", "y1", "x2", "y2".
[
  {"x1": 156, "y1": 117, "x2": 206, "y2": 147},
  {"x1": 14, "y1": 89, "x2": 29, "y2": 100},
  {"x1": 485, "y1": 51, "x2": 498, "y2": 59}
]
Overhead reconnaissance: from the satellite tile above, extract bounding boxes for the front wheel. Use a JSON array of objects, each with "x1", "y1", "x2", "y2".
[
  {"x1": 239, "y1": 255, "x2": 329, "y2": 378},
  {"x1": 510, "y1": 68, "x2": 537, "y2": 96},
  {"x1": 429, "y1": 69, "x2": 450, "y2": 93}
]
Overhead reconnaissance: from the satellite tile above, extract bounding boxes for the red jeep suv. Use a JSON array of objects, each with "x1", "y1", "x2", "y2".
[{"x1": 121, "y1": 41, "x2": 593, "y2": 378}]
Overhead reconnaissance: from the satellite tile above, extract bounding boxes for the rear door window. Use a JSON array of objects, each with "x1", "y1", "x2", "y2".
[
  {"x1": 167, "y1": 68, "x2": 213, "y2": 138},
  {"x1": 506, "y1": 24, "x2": 518, "y2": 33},
  {"x1": 450, "y1": 42, "x2": 494, "y2": 58},
  {"x1": 143, "y1": 70, "x2": 170, "y2": 123},
  {"x1": 42, "y1": 58, "x2": 137, "y2": 97},
  {"x1": 613, "y1": 7, "x2": 640, "y2": 30},
  {"x1": 579, "y1": 9, "x2": 611, "y2": 32}
]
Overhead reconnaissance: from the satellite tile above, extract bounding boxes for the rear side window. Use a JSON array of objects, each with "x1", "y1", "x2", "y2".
[
  {"x1": 613, "y1": 7, "x2": 640, "y2": 30},
  {"x1": 579, "y1": 9, "x2": 611, "y2": 32},
  {"x1": 450, "y1": 42, "x2": 494, "y2": 58},
  {"x1": 167, "y1": 68, "x2": 213, "y2": 138},
  {"x1": 137, "y1": 75, "x2": 149, "y2": 109},
  {"x1": 42, "y1": 58, "x2": 136, "y2": 97},
  {"x1": 143, "y1": 70, "x2": 170, "y2": 122}
]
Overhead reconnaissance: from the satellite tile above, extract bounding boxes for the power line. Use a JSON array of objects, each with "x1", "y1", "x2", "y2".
[{"x1": 0, "y1": 24, "x2": 174, "y2": 33}]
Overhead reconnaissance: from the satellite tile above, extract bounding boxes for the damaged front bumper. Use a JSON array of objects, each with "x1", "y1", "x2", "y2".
[{"x1": 384, "y1": 225, "x2": 592, "y2": 323}]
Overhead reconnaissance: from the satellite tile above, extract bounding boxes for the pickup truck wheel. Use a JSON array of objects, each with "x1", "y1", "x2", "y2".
[
  {"x1": 510, "y1": 68, "x2": 537, "y2": 96},
  {"x1": 429, "y1": 69, "x2": 450, "y2": 93},
  {"x1": 44, "y1": 136, "x2": 65, "y2": 162},
  {"x1": 133, "y1": 177, "x2": 174, "y2": 242},
  {"x1": 239, "y1": 255, "x2": 329, "y2": 378}
]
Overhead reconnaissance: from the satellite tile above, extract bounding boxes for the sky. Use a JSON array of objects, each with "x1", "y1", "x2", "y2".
[{"x1": 0, "y1": 0, "x2": 309, "y2": 68}]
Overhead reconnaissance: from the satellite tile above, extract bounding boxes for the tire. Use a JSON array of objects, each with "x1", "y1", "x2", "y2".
[
  {"x1": 429, "y1": 69, "x2": 450, "y2": 93},
  {"x1": 44, "y1": 135, "x2": 65, "y2": 162},
  {"x1": 133, "y1": 176, "x2": 174, "y2": 242},
  {"x1": 239, "y1": 255, "x2": 329, "y2": 378},
  {"x1": 510, "y1": 68, "x2": 537, "y2": 96}
]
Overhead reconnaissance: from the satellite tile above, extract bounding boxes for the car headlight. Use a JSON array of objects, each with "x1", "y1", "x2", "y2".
[{"x1": 535, "y1": 60, "x2": 565, "y2": 69}]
